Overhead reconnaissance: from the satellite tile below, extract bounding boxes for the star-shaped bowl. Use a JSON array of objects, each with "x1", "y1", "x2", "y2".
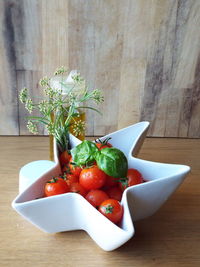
[{"x1": 12, "y1": 122, "x2": 190, "y2": 251}]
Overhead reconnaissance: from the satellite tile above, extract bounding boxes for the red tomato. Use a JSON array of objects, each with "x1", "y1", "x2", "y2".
[
  {"x1": 95, "y1": 137, "x2": 112, "y2": 150},
  {"x1": 104, "y1": 175, "x2": 118, "y2": 189},
  {"x1": 59, "y1": 151, "x2": 71, "y2": 166},
  {"x1": 79, "y1": 165, "x2": 106, "y2": 190},
  {"x1": 96, "y1": 142, "x2": 112, "y2": 150},
  {"x1": 44, "y1": 177, "x2": 70, "y2": 197},
  {"x1": 69, "y1": 157, "x2": 83, "y2": 177},
  {"x1": 99, "y1": 199, "x2": 123, "y2": 224},
  {"x1": 85, "y1": 190, "x2": 109, "y2": 208},
  {"x1": 106, "y1": 186, "x2": 122, "y2": 201},
  {"x1": 119, "y1": 168, "x2": 143, "y2": 191},
  {"x1": 63, "y1": 173, "x2": 79, "y2": 187},
  {"x1": 70, "y1": 182, "x2": 88, "y2": 197}
]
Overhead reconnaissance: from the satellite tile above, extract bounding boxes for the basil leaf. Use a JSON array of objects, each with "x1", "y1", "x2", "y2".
[
  {"x1": 96, "y1": 147, "x2": 128, "y2": 178},
  {"x1": 71, "y1": 140, "x2": 99, "y2": 166}
]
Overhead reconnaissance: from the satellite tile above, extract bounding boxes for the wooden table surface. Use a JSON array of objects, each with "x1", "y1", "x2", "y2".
[{"x1": 0, "y1": 136, "x2": 200, "y2": 267}]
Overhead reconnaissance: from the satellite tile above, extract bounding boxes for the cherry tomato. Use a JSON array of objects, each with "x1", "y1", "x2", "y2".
[
  {"x1": 70, "y1": 182, "x2": 88, "y2": 197},
  {"x1": 69, "y1": 157, "x2": 83, "y2": 177},
  {"x1": 96, "y1": 142, "x2": 112, "y2": 150},
  {"x1": 44, "y1": 177, "x2": 70, "y2": 197},
  {"x1": 79, "y1": 165, "x2": 106, "y2": 190},
  {"x1": 106, "y1": 186, "x2": 122, "y2": 201},
  {"x1": 59, "y1": 151, "x2": 71, "y2": 166},
  {"x1": 95, "y1": 137, "x2": 112, "y2": 150},
  {"x1": 85, "y1": 190, "x2": 109, "y2": 208},
  {"x1": 119, "y1": 168, "x2": 143, "y2": 191},
  {"x1": 103, "y1": 175, "x2": 118, "y2": 189},
  {"x1": 99, "y1": 199, "x2": 123, "y2": 224},
  {"x1": 63, "y1": 173, "x2": 79, "y2": 187}
]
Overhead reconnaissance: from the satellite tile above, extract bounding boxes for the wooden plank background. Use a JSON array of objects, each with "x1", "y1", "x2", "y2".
[{"x1": 0, "y1": 0, "x2": 200, "y2": 137}]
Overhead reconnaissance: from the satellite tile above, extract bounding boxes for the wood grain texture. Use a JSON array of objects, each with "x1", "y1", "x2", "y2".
[
  {"x1": 141, "y1": 0, "x2": 200, "y2": 137},
  {"x1": 0, "y1": 0, "x2": 200, "y2": 137},
  {"x1": 41, "y1": 0, "x2": 69, "y2": 76},
  {"x1": 0, "y1": 0, "x2": 19, "y2": 134},
  {"x1": 1, "y1": 136, "x2": 200, "y2": 266}
]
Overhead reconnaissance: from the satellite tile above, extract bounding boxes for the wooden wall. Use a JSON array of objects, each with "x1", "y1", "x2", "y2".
[{"x1": 0, "y1": 0, "x2": 200, "y2": 137}]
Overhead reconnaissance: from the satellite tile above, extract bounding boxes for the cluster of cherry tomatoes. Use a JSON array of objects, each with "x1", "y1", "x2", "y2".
[{"x1": 44, "y1": 141, "x2": 144, "y2": 224}]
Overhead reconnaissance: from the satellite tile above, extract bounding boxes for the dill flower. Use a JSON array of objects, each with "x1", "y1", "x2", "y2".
[
  {"x1": 54, "y1": 66, "x2": 67, "y2": 76},
  {"x1": 27, "y1": 120, "x2": 38, "y2": 134},
  {"x1": 39, "y1": 77, "x2": 50, "y2": 87},
  {"x1": 25, "y1": 99, "x2": 34, "y2": 113},
  {"x1": 38, "y1": 100, "x2": 49, "y2": 114},
  {"x1": 19, "y1": 88, "x2": 28, "y2": 104},
  {"x1": 92, "y1": 89, "x2": 104, "y2": 103},
  {"x1": 72, "y1": 120, "x2": 86, "y2": 137}
]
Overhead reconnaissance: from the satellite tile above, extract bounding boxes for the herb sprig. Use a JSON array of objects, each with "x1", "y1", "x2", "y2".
[{"x1": 19, "y1": 67, "x2": 104, "y2": 152}]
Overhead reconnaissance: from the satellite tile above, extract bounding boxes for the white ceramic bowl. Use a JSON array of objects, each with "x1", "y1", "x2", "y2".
[{"x1": 12, "y1": 122, "x2": 190, "y2": 251}]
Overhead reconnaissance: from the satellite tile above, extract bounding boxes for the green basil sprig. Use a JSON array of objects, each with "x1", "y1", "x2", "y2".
[
  {"x1": 71, "y1": 140, "x2": 128, "y2": 178},
  {"x1": 95, "y1": 147, "x2": 128, "y2": 178},
  {"x1": 71, "y1": 140, "x2": 99, "y2": 166}
]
